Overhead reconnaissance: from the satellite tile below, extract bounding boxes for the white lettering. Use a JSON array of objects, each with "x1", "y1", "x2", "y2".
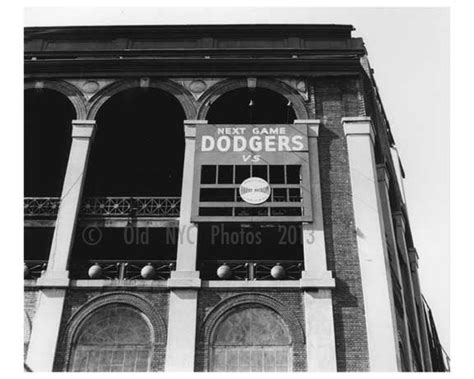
[
  {"x1": 265, "y1": 136, "x2": 277, "y2": 152},
  {"x1": 292, "y1": 135, "x2": 304, "y2": 151},
  {"x1": 249, "y1": 136, "x2": 263, "y2": 151},
  {"x1": 233, "y1": 136, "x2": 247, "y2": 152},
  {"x1": 201, "y1": 136, "x2": 215, "y2": 151},
  {"x1": 278, "y1": 136, "x2": 291, "y2": 151},
  {"x1": 216, "y1": 136, "x2": 231, "y2": 151}
]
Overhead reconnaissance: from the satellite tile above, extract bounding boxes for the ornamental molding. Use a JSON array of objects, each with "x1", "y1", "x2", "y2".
[
  {"x1": 170, "y1": 78, "x2": 225, "y2": 100},
  {"x1": 63, "y1": 79, "x2": 116, "y2": 100},
  {"x1": 279, "y1": 78, "x2": 309, "y2": 101}
]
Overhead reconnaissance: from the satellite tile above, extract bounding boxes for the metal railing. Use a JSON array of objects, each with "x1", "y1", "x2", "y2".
[
  {"x1": 24, "y1": 260, "x2": 47, "y2": 279},
  {"x1": 24, "y1": 198, "x2": 60, "y2": 217},
  {"x1": 199, "y1": 260, "x2": 304, "y2": 280},
  {"x1": 69, "y1": 260, "x2": 176, "y2": 280},
  {"x1": 24, "y1": 197, "x2": 181, "y2": 218}
]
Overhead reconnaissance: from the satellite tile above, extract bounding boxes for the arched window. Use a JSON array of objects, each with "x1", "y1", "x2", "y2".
[
  {"x1": 83, "y1": 87, "x2": 185, "y2": 197},
  {"x1": 206, "y1": 88, "x2": 296, "y2": 124},
  {"x1": 211, "y1": 305, "x2": 292, "y2": 372},
  {"x1": 24, "y1": 88, "x2": 75, "y2": 197},
  {"x1": 70, "y1": 304, "x2": 153, "y2": 372}
]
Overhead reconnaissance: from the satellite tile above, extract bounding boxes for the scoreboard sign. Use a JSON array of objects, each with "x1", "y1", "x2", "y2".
[
  {"x1": 192, "y1": 124, "x2": 312, "y2": 222},
  {"x1": 196, "y1": 124, "x2": 308, "y2": 163}
]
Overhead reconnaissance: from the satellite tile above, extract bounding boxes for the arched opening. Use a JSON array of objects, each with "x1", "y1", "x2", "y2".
[
  {"x1": 198, "y1": 87, "x2": 303, "y2": 277},
  {"x1": 210, "y1": 305, "x2": 292, "y2": 372},
  {"x1": 71, "y1": 88, "x2": 184, "y2": 275},
  {"x1": 24, "y1": 88, "x2": 75, "y2": 263},
  {"x1": 24, "y1": 88, "x2": 75, "y2": 197},
  {"x1": 69, "y1": 304, "x2": 153, "y2": 372},
  {"x1": 206, "y1": 88, "x2": 296, "y2": 124},
  {"x1": 83, "y1": 87, "x2": 185, "y2": 197}
]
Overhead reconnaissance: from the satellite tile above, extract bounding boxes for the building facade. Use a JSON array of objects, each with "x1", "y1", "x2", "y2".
[{"x1": 24, "y1": 24, "x2": 448, "y2": 372}]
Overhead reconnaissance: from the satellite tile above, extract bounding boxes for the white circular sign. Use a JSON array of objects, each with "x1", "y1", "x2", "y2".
[{"x1": 239, "y1": 177, "x2": 271, "y2": 205}]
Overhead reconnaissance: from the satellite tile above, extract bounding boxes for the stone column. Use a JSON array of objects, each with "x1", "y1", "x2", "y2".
[
  {"x1": 342, "y1": 116, "x2": 398, "y2": 371},
  {"x1": 393, "y1": 213, "x2": 425, "y2": 370},
  {"x1": 377, "y1": 164, "x2": 413, "y2": 370},
  {"x1": 294, "y1": 120, "x2": 336, "y2": 371},
  {"x1": 26, "y1": 120, "x2": 96, "y2": 371},
  {"x1": 409, "y1": 247, "x2": 433, "y2": 371},
  {"x1": 165, "y1": 120, "x2": 204, "y2": 371}
]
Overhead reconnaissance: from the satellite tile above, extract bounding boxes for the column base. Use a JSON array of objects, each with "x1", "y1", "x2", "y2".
[
  {"x1": 300, "y1": 270, "x2": 335, "y2": 288},
  {"x1": 168, "y1": 270, "x2": 201, "y2": 288},
  {"x1": 36, "y1": 270, "x2": 70, "y2": 288}
]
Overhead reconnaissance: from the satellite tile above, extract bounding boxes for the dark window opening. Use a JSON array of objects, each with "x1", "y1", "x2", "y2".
[
  {"x1": 201, "y1": 165, "x2": 217, "y2": 184},
  {"x1": 235, "y1": 166, "x2": 251, "y2": 184},
  {"x1": 206, "y1": 88, "x2": 296, "y2": 124},
  {"x1": 252, "y1": 165, "x2": 268, "y2": 181},
  {"x1": 24, "y1": 227, "x2": 54, "y2": 261},
  {"x1": 269, "y1": 166, "x2": 285, "y2": 184},
  {"x1": 83, "y1": 88, "x2": 185, "y2": 197},
  {"x1": 200, "y1": 188, "x2": 235, "y2": 202},
  {"x1": 197, "y1": 223, "x2": 303, "y2": 261},
  {"x1": 24, "y1": 89, "x2": 75, "y2": 197},
  {"x1": 217, "y1": 165, "x2": 234, "y2": 184},
  {"x1": 286, "y1": 165, "x2": 301, "y2": 184},
  {"x1": 71, "y1": 226, "x2": 177, "y2": 264}
]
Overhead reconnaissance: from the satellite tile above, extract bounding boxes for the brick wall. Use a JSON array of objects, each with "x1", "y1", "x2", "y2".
[
  {"x1": 194, "y1": 289, "x2": 306, "y2": 372},
  {"x1": 52, "y1": 289, "x2": 169, "y2": 372},
  {"x1": 313, "y1": 76, "x2": 370, "y2": 371}
]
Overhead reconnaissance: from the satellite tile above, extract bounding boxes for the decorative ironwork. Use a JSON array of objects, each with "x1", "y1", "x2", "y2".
[
  {"x1": 24, "y1": 197, "x2": 181, "y2": 218},
  {"x1": 80, "y1": 197, "x2": 181, "y2": 218},
  {"x1": 24, "y1": 197, "x2": 60, "y2": 217},
  {"x1": 200, "y1": 260, "x2": 304, "y2": 280},
  {"x1": 70, "y1": 260, "x2": 175, "y2": 280},
  {"x1": 24, "y1": 260, "x2": 47, "y2": 279}
]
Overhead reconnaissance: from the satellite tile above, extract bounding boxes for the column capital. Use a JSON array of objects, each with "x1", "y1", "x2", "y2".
[
  {"x1": 294, "y1": 119, "x2": 321, "y2": 138},
  {"x1": 342, "y1": 116, "x2": 375, "y2": 144},
  {"x1": 72, "y1": 120, "x2": 96, "y2": 139},
  {"x1": 183, "y1": 120, "x2": 207, "y2": 139}
]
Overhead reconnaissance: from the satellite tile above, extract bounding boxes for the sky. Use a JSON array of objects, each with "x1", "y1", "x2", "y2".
[{"x1": 23, "y1": 6, "x2": 450, "y2": 353}]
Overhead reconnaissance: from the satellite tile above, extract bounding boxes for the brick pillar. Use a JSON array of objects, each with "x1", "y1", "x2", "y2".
[
  {"x1": 342, "y1": 116, "x2": 398, "y2": 371},
  {"x1": 409, "y1": 247, "x2": 433, "y2": 371},
  {"x1": 294, "y1": 120, "x2": 336, "y2": 371},
  {"x1": 26, "y1": 120, "x2": 96, "y2": 371},
  {"x1": 165, "y1": 120, "x2": 204, "y2": 371},
  {"x1": 377, "y1": 164, "x2": 413, "y2": 370},
  {"x1": 393, "y1": 213, "x2": 425, "y2": 370}
]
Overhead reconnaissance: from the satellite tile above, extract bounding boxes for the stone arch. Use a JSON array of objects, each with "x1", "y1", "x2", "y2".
[
  {"x1": 197, "y1": 78, "x2": 309, "y2": 120},
  {"x1": 24, "y1": 79, "x2": 87, "y2": 119},
  {"x1": 87, "y1": 78, "x2": 196, "y2": 120},
  {"x1": 197, "y1": 293, "x2": 306, "y2": 371},
  {"x1": 62, "y1": 292, "x2": 166, "y2": 371}
]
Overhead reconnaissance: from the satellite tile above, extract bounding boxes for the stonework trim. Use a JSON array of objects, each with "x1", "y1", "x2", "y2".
[
  {"x1": 196, "y1": 77, "x2": 310, "y2": 120},
  {"x1": 61, "y1": 292, "x2": 167, "y2": 371},
  {"x1": 87, "y1": 78, "x2": 197, "y2": 120},
  {"x1": 25, "y1": 79, "x2": 88, "y2": 120}
]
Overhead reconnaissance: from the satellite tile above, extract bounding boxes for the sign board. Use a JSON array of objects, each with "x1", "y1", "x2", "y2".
[{"x1": 196, "y1": 124, "x2": 308, "y2": 163}]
